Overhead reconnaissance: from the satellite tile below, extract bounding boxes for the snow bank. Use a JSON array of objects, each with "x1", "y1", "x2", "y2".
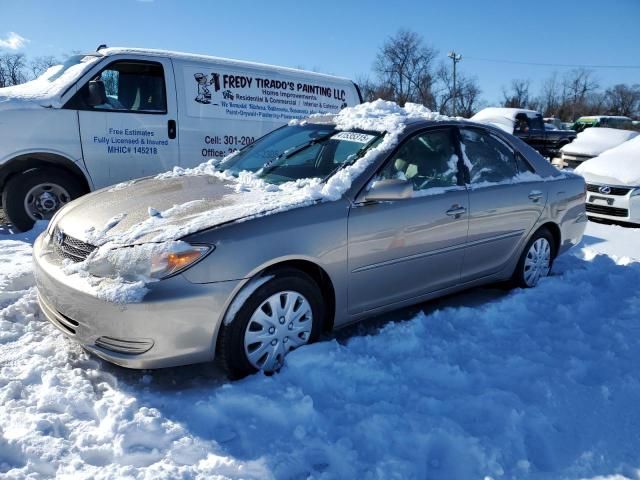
[
  {"x1": 561, "y1": 128, "x2": 638, "y2": 157},
  {"x1": 0, "y1": 56, "x2": 99, "y2": 110},
  {"x1": 575, "y1": 135, "x2": 640, "y2": 186},
  {"x1": 3, "y1": 222, "x2": 640, "y2": 478}
]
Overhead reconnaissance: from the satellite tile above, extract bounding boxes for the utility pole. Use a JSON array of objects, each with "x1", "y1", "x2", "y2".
[{"x1": 447, "y1": 51, "x2": 462, "y2": 116}]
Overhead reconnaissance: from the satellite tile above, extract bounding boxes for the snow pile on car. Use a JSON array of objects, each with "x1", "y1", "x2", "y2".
[
  {"x1": 0, "y1": 55, "x2": 99, "y2": 110},
  {"x1": 561, "y1": 127, "x2": 638, "y2": 157},
  {"x1": 575, "y1": 135, "x2": 640, "y2": 186},
  {"x1": 3, "y1": 222, "x2": 640, "y2": 478},
  {"x1": 470, "y1": 107, "x2": 538, "y2": 133},
  {"x1": 52, "y1": 100, "x2": 451, "y2": 303}
]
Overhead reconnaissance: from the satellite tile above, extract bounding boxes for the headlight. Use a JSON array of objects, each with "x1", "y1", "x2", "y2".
[
  {"x1": 79, "y1": 242, "x2": 213, "y2": 280},
  {"x1": 150, "y1": 245, "x2": 212, "y2": 279},
  {"x1": 631, "y1": 188, "x2": 640, "y2": 197}
]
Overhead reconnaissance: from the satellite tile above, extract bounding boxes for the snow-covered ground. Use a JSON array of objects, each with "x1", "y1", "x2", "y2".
[{"x1": 1, "y1": 220, "x2": 639, "y2": 480}]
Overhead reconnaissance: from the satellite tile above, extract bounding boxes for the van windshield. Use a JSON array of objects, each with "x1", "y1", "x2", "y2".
[
  {"x1": 42, "y1": 54, "x2": 101, "y2": 82},
  {"x1": 219, "y1": 124, "x2": 383, "y2": 184}
]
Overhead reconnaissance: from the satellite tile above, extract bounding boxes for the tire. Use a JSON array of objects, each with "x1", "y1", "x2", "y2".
[
  {"x1": 2, "y1": 168, "x2": 86, "y2": 231},
  {"x1": 218, "y1": 269, "x2": 324, "y2": 379},
  {"x1": 512, "y1": 228, "x2": 556, "y2": 288}
]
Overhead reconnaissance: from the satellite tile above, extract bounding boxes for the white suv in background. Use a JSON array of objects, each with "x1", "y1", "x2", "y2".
[{"x1": 576, "y1": 136, "x2": 640, "y2": 225}]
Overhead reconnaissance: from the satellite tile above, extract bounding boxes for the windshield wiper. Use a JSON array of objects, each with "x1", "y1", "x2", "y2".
[{"x1": 272, "y1": 132, "x2": 336, "y2": 164}]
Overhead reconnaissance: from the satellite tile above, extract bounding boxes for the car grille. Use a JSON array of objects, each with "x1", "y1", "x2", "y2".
[
  {"x1": 585, "y1": 204, "x2": 629, "y2": 217},
  {"x1": 52, "y1": 227, "x2": 97, "y2": 262},
  {"x1": 586, "y1": 184, "x2": 632, "y2": 196}
]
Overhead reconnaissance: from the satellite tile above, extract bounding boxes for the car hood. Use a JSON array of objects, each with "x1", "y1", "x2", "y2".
[
  {"x1": 54, "y1": 174, "x2": 278, "y2": 245},
  {"x1": 561, "y1": 128, "x2": 638, "y2": 157}
]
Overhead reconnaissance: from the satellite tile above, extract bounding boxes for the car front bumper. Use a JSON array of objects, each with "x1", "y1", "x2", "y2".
[
  {"x1": 585, "y1": 183, "x2": 640, "y2": 225},
  {"x1": 33, "y1": 232, "x2": 241, "y2": 369}
]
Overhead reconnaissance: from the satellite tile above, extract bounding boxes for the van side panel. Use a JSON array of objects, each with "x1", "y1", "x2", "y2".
[{"x1": 172, "y1": 59, "x2": 360, "y2": 168}]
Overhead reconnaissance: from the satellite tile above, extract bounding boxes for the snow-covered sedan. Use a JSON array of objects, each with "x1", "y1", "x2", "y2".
[
  {"x1": 560, "y1": 127, "x2": 638, "y2": 169},
  {"x1": 576, "y1": 135, "x2": 640, "y2": 224},
  {"x1": 33, "y1": 101, "x2": 587, "y2": 378}
]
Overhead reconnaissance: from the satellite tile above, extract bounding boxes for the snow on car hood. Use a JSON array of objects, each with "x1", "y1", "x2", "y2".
[
  {"x1": 560, "y1": 127, "x2": 638, "y2": 157},
  {"x1": 575, "y1": 135, "x2": 640, "y2": 186},
  {"x1": 0, "y1": 56, "x2": 99, "y2": 110},
  {"x1": 49, "y1": 100, "x2": 452, "y2": 302}
]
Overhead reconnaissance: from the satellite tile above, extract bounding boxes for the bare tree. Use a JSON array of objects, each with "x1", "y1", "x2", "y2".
[
  {"x1": 502, "y1": 79, "x2": 532, "y2": 109},
  {"x1": 29, "y1": 55, "x2": 59, "y2": 79},
  {"x1": 435, "y1": 63, "x2": 483, "y2": 117},
  {"x1": 539, "y1": 72, "x2": 561, "y2": 117},
  {"x1": 0, "y1": 53, "x2": 27, "y2": 87},
  {"x1": 561, "y1": 68, "x2": 599, "y2": 119},
  {"x1": 604, "y1": 84, "x2": 640, "y2": 117},
  {"x1": 373, "y1": 29, "x2": 438, "y2": 106}
]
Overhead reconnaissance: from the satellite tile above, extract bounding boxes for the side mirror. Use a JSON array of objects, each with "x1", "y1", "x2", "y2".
[
  {"x1": 86, "y1": 80, "x2": 107, "y2": 107},
  {"x1": 362, "y1": 178, "x2": 413, "y2": 202}
]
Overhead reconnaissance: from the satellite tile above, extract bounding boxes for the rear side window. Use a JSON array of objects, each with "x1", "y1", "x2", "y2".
[
  {"x1": 67, "y1": 61, "x2": 167, "y2": 114},
  {"x1": 460, "y1": 128, "x2": 518, "y2": 184}
]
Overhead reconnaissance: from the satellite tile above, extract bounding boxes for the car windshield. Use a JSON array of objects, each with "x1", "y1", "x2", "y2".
[{"x1": 219, "y1": 124, "x2": 383, "y2": 184}]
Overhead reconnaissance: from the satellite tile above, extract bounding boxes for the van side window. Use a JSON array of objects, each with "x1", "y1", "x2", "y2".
[{"x1": 68, "y1": 61, "x2": 167, "y2": 114}]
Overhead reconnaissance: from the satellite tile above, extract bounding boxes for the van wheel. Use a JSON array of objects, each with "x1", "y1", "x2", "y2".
[
  {"x1": 512, "y1": 228, "x2": 556, "y2": 288},
  {"x1": 218, "y1": 269, "x2": 324, "y2": 379},
  {"x1": 2, "y1": 168, "x2": 85, "y2": 231}
]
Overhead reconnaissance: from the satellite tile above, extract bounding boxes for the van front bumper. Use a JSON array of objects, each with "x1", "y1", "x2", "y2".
[{"x1": 33, "y1": 232, "x2": 241, "y2": 369}]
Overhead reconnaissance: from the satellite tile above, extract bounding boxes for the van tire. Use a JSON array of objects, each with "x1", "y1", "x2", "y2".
[{"x1": 2, "y1": 168, "x2": 86, "y2": 231}]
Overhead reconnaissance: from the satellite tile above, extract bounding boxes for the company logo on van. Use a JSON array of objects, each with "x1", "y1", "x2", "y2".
[{"x1": 194, "y1": 72, "x2": 221, "y2": 105}]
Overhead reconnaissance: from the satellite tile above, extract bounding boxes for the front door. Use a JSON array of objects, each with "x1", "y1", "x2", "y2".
[
  {"x1": 347, "y1": 127, "x2": 469, "y2": 314},
  {"x1": 75, "y1": 56, "x2": 179, "y2": 188}
]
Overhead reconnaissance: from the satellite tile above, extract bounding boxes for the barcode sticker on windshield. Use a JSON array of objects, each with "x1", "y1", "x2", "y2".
[{"x1": 331, "y1": 132, "x2": 376, "y2": 144}]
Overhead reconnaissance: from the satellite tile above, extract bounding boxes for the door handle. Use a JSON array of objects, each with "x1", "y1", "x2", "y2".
[
  {"x1": 528, "y1": 190, "x2": 543, "y2": 202},
  {"x1": 168, "y1": 119, "x2": 177, "y2": 139},
  {"x1": 446, "y1": 205, "x2": 467, "y2": 218}
]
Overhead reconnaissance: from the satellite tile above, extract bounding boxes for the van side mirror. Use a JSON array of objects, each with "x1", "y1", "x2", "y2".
[
  {"x1": 86, "y1": 80, "x2": 108, "y2": 107},
  {"x1": 362, "y1": 178, "x2": 413, "y2": 202}
]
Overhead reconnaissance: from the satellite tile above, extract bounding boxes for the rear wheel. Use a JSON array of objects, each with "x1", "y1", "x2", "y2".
[
  {"x1": 2, "y1": 168, "x2": 86, "y2": 231},
  {"x1": 512, "y1": 228, "x2": 555, "y2": 288},
  {"x1": 218, "y1": 269, "x2": 324, "y2": 379}
]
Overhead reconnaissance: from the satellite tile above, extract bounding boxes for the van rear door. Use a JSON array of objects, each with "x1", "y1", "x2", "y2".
[{"x1": 74, "y1": 56, "x2": 179, "y2": 188}]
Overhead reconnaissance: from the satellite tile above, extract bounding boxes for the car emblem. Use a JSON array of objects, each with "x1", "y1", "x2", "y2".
[
  {"x1": 598, "y1": 186, "x2": 611, "y2": 194},
  {"x1": 54, "y1": 228, "x2": 65, "y2": 247}
]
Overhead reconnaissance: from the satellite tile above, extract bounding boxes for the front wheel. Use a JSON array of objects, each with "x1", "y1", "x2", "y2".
[
  {"x1": 512, "y1": 229, "x2": 555, "y2": 288},
  {"x1": 218, "y1": 269, "x2": 324, "y2": 379},
  {"x1": 2, "y1": 168, "x2": 86, "y2": 231}
]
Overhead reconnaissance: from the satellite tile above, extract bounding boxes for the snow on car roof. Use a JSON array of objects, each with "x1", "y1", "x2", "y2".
[
  {"x1": 561, "y1": 127, "x2": 638, "y2": 157},
  {"x1": 101, "y1": 47, "x2": 353, "y2": 82},
  {"x1": 470, "y1": 107, "x2": 539, "y2": 133},
  {"x1": 575, "y1": 134, "x2": 640, "y2": 186}
]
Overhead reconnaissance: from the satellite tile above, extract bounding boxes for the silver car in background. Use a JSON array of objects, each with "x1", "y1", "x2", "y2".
[{"x1": 33, "y1": 116, "x2": 587, "y2": 378}]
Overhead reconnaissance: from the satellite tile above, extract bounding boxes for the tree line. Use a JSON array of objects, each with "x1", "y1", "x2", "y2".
[
  {"x1": 359, "y1": 29, "x2": 639, "y2": 121},
  {"x1": 2, "y1": 32, "x2": 639, "y2": 121}
]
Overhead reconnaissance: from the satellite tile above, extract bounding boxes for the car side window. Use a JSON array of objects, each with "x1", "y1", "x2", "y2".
[
  {"x1": 460, "y1": 128, "x2": 518, "y2": 184},
  {"x1": 379, "y1": 129, "x2": 460, "y2": 191},
  {"x1": 528, "y1": 114, "x2": 544, "y2": 130},
  {"x1": 71, "y1": 61, "x2": 167, "y2": 114}
]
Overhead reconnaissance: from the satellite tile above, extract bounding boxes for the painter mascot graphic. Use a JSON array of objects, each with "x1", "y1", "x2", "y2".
[{"x1": 194, "y1": 73, "x2": 220, "y2": 104}]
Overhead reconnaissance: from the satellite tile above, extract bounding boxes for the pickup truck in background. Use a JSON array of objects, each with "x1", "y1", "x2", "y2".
[{"x1": 471, "y1": 108, "x2": 577, "y2": 159}]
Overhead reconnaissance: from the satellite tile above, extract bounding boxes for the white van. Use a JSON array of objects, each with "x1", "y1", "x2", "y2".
[{"x1": 0, "y1": 46, "x2": 362, "y2": 230}]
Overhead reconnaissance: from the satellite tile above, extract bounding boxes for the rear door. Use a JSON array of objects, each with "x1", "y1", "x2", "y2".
[
  {"x1": 458, "y1": 127, "x2": 547, "y2": 281},
  {"x1": 347, "y1": 127, "x2": 469, "y2": 314},
  {"x1": 75, "y1": 56, "x2": 179, "y2": 188}
]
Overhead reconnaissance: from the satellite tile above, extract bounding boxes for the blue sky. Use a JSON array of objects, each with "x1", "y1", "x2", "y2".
[{"x1": 2, "y1": 0, "x2": 639, "y2": 104}]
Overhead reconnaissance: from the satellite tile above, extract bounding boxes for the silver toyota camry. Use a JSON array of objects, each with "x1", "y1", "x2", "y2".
[{"x1": 33, "y1": 109, "x2": 587, "y2": 378}]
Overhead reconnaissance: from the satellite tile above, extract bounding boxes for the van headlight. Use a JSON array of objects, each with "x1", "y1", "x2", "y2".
[{"x1": 631, "y1": 188, "x2": 640, "y2": 197}]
